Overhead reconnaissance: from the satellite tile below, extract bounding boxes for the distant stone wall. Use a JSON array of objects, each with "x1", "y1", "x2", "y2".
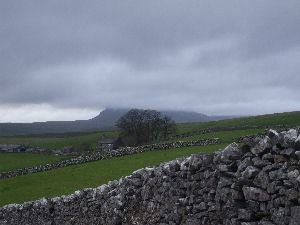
[
  {"x1": 0, "y1": 125, "x2": 292, "y2": 155},
  {"x1": 157, "y1": 125, "x2": 292, "y2": 143},
  {"x1": 0, "y1": 144, "x2": 76, "y2": 155},
  {"x1": 1, "y1": 129, "x2": 299, "y2": 225},
  {"x1": 0, "y1": 138, "x2": 220, "y2": 179}
]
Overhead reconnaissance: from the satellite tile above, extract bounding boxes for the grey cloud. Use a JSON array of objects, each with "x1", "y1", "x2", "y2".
[{"x1": 0, "y1": 0, "x2": 300, "y2": 121}]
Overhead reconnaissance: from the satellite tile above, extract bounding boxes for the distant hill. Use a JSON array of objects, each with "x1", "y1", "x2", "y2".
[
  {"x1": 90, "y1": 108, "x2": 240, "y2": 126},
  {"x1": 0, "y1": 108, "x2": 240, "y2": 136}
]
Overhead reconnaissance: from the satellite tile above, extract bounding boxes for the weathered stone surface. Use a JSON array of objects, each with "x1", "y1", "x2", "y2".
[
  {"x1": 242, "y1": 187, "x2": 270, "y2": 201},
  {"x1": 266, "y1": 129, "x2": 279, "y2": 145},
  {"x1": 262, "y1": 153, "x2": 273, "y2": 161},
  {"x1": 295, "y1": 136, "x2": 300, "y2": 150},
  {"x1": 288, "y1": 170, "x2": 299, "y2": 180},
  {"x1": 280, "y1": 129, "x2": 298, "y2": 148},
  {"x1": 253, "y1": 170, "x2": 269, "y2": 189},
  {"x1": 290, "y1": 206, "x2": 300, "y2": 225},
  {"x1": 238, "y1": 208, "x2": 253, "y2": 221},
  {"x1": 252, "y1": 157, "x2": 271, "y2": 168},
  {"x1": 295, "y1": 151, "x2": 300, "y2": 160},
  {"x1": 241, "y1": 166, "x2": 260, "y2": 180},
  {"x1": 251, "y1": 136, "x2": 272, "y2": 156},
  {"x1": 214, "y1": 142, "x2": 242, "y2": 164}
]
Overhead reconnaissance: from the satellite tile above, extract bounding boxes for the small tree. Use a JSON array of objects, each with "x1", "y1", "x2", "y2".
[{"x1": 116, "y1": 109, "x2": 176, "y2": 146}]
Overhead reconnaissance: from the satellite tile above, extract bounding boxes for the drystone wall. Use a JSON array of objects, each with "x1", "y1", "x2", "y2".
[
  {"x1": 0, "y1": 144, "x2": 78, "y2": 155},
  {"x1": 157, "y1": 125, "x2": 292, "y2": 143},
  {"x1": 1, "y1": 129, "x2": 300, "y2": 225},
  {"x1": 0, "y1": 125, "x2": 291, "y2": 155},
  {"x1": 0, "y1": 138, "x2": 220, "y2": 179}
]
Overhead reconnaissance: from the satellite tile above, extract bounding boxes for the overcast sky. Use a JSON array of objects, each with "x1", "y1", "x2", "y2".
[{"x1": 1, "y1": 0, "x2": 300, "y2": 122}]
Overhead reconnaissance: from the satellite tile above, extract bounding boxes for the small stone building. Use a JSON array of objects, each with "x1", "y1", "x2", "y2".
[
  {"x1": 98, "y1": 138, "x2": 116, "y2": 152},
  {"x1": 0, "y1": 144, "x2": 26, "y2": 153},
  {"x1": 61, "y1": 146, "x2": 75, "y2": 154}
]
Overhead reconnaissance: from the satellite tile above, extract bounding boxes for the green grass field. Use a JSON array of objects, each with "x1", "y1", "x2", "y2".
[
  {"x1": 1, "y1": 111, "x2": 300, "y2": 207},
  {"x1": 0, "y1": 144, "x2": 226, "y2": 207},
  {"x1": 167, "y1": 128, "x2": 266, "y2": 144},
  {"x1": 176, "y1": 111, "x2": 300, "y2": 134},
  {"x1": 1, "y1": 111, "x2": 299, "y2": 152},
  {"x1": 0, "y1": 131, "x2": 118, "y2": 152},
  {"x1": 0, "y1": 154, "x2": 73, "y2": 173}
]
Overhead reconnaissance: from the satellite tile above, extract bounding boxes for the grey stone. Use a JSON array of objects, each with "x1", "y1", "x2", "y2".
[
  {"x1": 288, "y1": 170, "x2": 300, "y2": 180},
  {"x1": 258, "y1": 221, "x2": 275, "y2": 225},
  {"x1": 241, "y1": 166, "x2": 260, "y2": 180},
  {"x1": 237, "y1": 157, "x2": 252, "y2": 172},
  {"x1": 295, "y1": 136, "x2": 300, "y2": 150},
  {"x1": 243, "y1": 186, "x2": 270, "y2": 201},
  {"x1": 266, "y1": 129, "x2": 279, "y2": 145},
  {"x1": 252, "y1": 157, "x2": 271, "y2": 168},
  {"x1": 295, "y1": 151, "x2": 300, "y2": 160},
  {"x1": 280, "y1": 148, "x2": 295, "y2": 157},
  {"x1": 262, "y1": 153, "x2": 273, "y2": 161},
  {"x1": 286, "y1": 188, "x2": 298, "y2": 201},
  {"x1": 280, "y1": 129, "x2": 298, "y2": 148},
  {"x1": 253, "y1": 170, "x2": 269, "y2": 189},
  {"x1": 238, "y1": 208, "x2": 253, "y2": 221},
  {"x1": 214, "y1": 142, "x2": 242, "y2": 164},
  {"x1": 251, "y1": 136, "x2": 272, "y2": 156},
  {"x1": 270, "y1": 207, "x2": 286, "y2": 225},
  {"x1": 290, "y1": 206, "x2": 300, "y2": 225}
]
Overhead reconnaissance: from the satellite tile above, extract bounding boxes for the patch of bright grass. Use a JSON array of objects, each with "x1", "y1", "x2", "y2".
[
  {"x1": 0, "y1": 153, "x2": 73, "y2": 172},
  {"x1": 0, "y1": 144, "x2": 226, "y2": 207},
  {"x1": 166, "y1": 128, "x2": 266, "y2": 144}
]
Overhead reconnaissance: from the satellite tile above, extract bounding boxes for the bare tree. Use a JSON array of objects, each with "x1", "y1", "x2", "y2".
[{"x1": 116, "y1": 109, "x2": 176, "y2": 146}]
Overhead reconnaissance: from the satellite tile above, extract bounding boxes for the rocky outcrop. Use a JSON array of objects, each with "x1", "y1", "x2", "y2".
[
  {"x1": 0, "y1": 138, "x2": 220, "y2": 179},
  {"x1": 0, "y1": 129, "x2": 299, "y2": 225}
]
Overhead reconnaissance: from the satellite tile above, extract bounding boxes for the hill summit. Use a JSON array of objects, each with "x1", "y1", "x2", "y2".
[
  {"x1": 91, "y1": 108, "x2": 239, "y2": 126},
  {"x1": 0, "y1": 108, "x2": 239, "y2": 136}
]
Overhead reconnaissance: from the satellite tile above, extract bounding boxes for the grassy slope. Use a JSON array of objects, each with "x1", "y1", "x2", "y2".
[
  {"x1": 0, "y1": 131, "x2": 118, "y2": 151},
  {"x1": 176, "y1": 111, "x2": 300, "y2": 134},
  {"x1": 0, "y1": 154, "x2": 73, "y2": 173},
  {"x1": 1, "y1": 111, "x2": 298, "y2": 152},
  {"x1": 1, "y1": 111, "x2": 299, "y2": 207},
  {"x1": 0, "y1": 144, "x2": 226, "y2": 207},
  {"x1": 167, "y1": 128, "x2": 269, "y2": 144},
  {"x1": 0, "y1": 128, "x2": 259, "y2": 173}
]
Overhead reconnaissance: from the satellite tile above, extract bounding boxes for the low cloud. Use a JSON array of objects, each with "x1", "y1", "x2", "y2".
[{"x1": 0, "y1": 0, "x2": 299, "y2": 122}]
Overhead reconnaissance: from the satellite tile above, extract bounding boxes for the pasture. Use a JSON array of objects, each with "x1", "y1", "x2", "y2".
[
  {"x1": 0, "y1": 153, "x2": 73, "y2": 173},
  {"x1": 1, "y1": 110, "x2": 300, "y2": 207},
  {"x1": 176, "y1": 111, "x2": 300, "y2": 134},
  {"x1": 0, "y1": 144, "x2": 226, "y2": 207},
  {"x1": 167, "y1": 128, "x2": 266, "y2": 144},
  {"x1": 0, "y1": 131, "x2": 118, "y2": 152}
]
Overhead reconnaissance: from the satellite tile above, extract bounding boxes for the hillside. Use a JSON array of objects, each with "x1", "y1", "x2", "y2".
[
  {"x1": 1, "y1": 111, "x2": 300, "y2": 209},
  {"x1": 177, "y1": 111, "x2": 300, "y2": 133},
  {"x1": 0, "y1": 108, "x2": 239, "y2": 136},
  {"x1": 91, "y1": 108, "x2": 240, "y2": 126}
]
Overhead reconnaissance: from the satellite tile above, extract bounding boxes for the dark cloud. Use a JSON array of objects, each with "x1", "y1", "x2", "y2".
[{"x1": 0, "y1": 0, "x2": 300, "y2": 122}]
